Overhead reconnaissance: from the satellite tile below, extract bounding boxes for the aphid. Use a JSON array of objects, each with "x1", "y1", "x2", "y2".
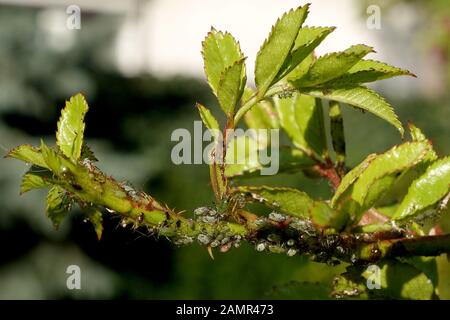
[
  {"x1": 268, "y1": 244, "x2": 285, "y2": 254},
  {"x1": 194, "y1": 207, "x2": 210, "y2": 216},
  {"x1": 210, "y1": 240, "x2": 220, "y2": 248},
  {"x1": 137, "y1": 213, "x2": 144, "y2": 223},
  {"x1": 268, "y1": 212, "x2": 286, "y2": 222},
  {"x1": 201, "y1": 215, "x2": 217, "y2": 224},
  {"x1": 197, "y1": 234, "x2": 210, "y2": 245},
  {"x1": 221, "y1": 237, "x2": 230, "y2": 245},
  {"x1": 287, "y1": 239, "x2": 296, "y2": 246},
  {"x1": 255, "y1": 242, "x2": 266, "y2": 252},
  {"x1": 287, "y1": 248, "x2": 297, "y2": 257}
]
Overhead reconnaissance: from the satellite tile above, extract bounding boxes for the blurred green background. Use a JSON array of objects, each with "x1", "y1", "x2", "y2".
[{"x1": 0, "y1": 1, "x2": 448, "y2": 299}]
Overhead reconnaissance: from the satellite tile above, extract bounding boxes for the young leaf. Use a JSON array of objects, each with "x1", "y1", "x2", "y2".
[
  {"x1": 274, "y1": 93, "x2": 326, "y2": 157},
  {"x1": 281, "y1": 26, "x2": 336, "y2": 80},
  {"x1": 217, "y1": 59, "x2": 247, "y2": 117},
  {"x1": 255, "y1": 5, "x2": 309, "y2": 96},
  {"x1": 56, "y1": 93, "x2": 89, "y2": 161},
  {"x1": 83, "y1": 206, "x2": 104, "y2": 240},
  {"x1": 300, "y1": 86, "x2": 404, "y2": 136},
  {"x1": 202, "y1": 29, "x2": 243, "y2": 96},
  {"x1": 40, "y1": 140, "x2": 63, "y2": 174},
  {"x1": 5, "y1": 145, "x2": 49, "y2": 169},
  {"x1": 81, "y1": 144, "x2": 98, "y2": 162},
  {"x1": 394, "y1": 156, "x2": 450, "y2": 221},
  {"x1": 196, "y1": 103, "x2": 220, "y2": 142},
  {"x1": 351, "y1": 142, "x2": 430, "y2": 207},
  {"x1": 47, "y1": 186, "x2": 72, "y2": 228},
  {"x1": 329, "y1": 101, "x2": 345, "y2": 167},
  {"x1": 20, "y1": 166, "x2": 52, "y2": 194},
  {"x1": 323, "y1": 59, "x2": 415, "y2": 87},
  {"x1": 293, "y1": 45, "x2": 374, "y2": 87}
]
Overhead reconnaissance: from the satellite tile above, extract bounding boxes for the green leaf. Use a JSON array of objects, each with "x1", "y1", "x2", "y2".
[
  {"x1": 300, "y1": 86, "x2": 404, "y2": 136},
  {"x1": 40, "y1": 140, "x2": 63, "y2": 174},
  {"x1": 46, "y1": 186, "x2": 72, "y2": 228},
  {"x1": 331, "y1": 153, "x2": 377, "y2": 207},
  {"x1": 196, "y1": 103, "x2": 220, "y2": 142},
  {"x1": 5, "y1": 145, "x2": 49, "y2": 169},
  {"x1": 235, "y1": 186, "x2": 346, "y2": 230},
  {"x1": 235, "y1": 185, "x2": 313, "y2": 219},
  {"x1": 334, "y1": 261, "x2": 436, "y2": 300},
  {"x1": 202, "y1": 29, "x2": 243, "y2": 96},
  {"x1": 361, "y1": 260, "x2": 436, "y2": 300},
  {"x1": 81, "y1": 144, "x2": 98, "y2": 162},
  {"x1": 84, "y1": 206, "x2": 103, "y2": 240},
  {"x1": 274, "y1": 93, "x2": 326, "y2": 157},
  {"x1": 217, "y1": 59, "x2": 247, "y2": 117},
  {"x1": 293, "y1": 45, "x2": 374, "y2": 87},
  {"x1": 323, "y1": 59, "x2": 415, "y2": 87},
  {"x1": 20, "y1": 166, "x2": 52, "y2": 194},
  {"x1": 255, "y1": 5, "x2": 309, "y2": 96},
  {"x1": 394, "y1": 156, "x2": 450, "y2": 221},
  {"x1": 56, "y1": 93, "x2": 89, "y2": 161},
  {"x1": 282, "y1": 26, "x2": 336, "y2": 80},
  {"x1": 225, "y1": 145, "x2": 314, "y2": 178},
  {"x1": 329, "y1": 101, "x2": 345, "y2": 166},
  {"x1": 351, "y1": 142, "x2": 430, "y2": 208},
  {"x1": 409, "y1": 123, "x2": 428, "y2": 142}
]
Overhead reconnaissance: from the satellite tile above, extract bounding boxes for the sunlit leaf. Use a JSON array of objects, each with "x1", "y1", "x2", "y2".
[
  {"x1": 202, "y1": 29, "x2": 243, "y2": 96},
  {"x1": 274, "y1": 93, "x2": 326, "y2": 157},
  {"x1": 293, "y1": 45, "x2": 374, "y2": 87},
  {"x1": 323, "y1": 59, "x2": 415, "y2": 87},
  {"x1": 394, "y1": 156, "x2": 450, "y2": 221},
  {"x1": 217, "y1": 59, "x2": 247, "y2": 117},
  {"x1": 196, "y1": 103, "x2": 220, "y2": 142},
  {"x1": 300, "y1": 86, "x2": 404, "y2": 136},
  {"x1": 5, "y1": 144, "x2": 49, "y2": 169},
  {"x1": 56, "y1": 93, "x2": 89, "y2": 160},
  {"x1": 255, "y1": 5, "x2": 309, "y2": 96}
]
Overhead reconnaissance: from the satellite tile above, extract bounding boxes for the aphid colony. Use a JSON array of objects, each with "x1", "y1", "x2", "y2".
[{"x1": 189, "y1": 206, "x2": 243, "y2": 252}]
